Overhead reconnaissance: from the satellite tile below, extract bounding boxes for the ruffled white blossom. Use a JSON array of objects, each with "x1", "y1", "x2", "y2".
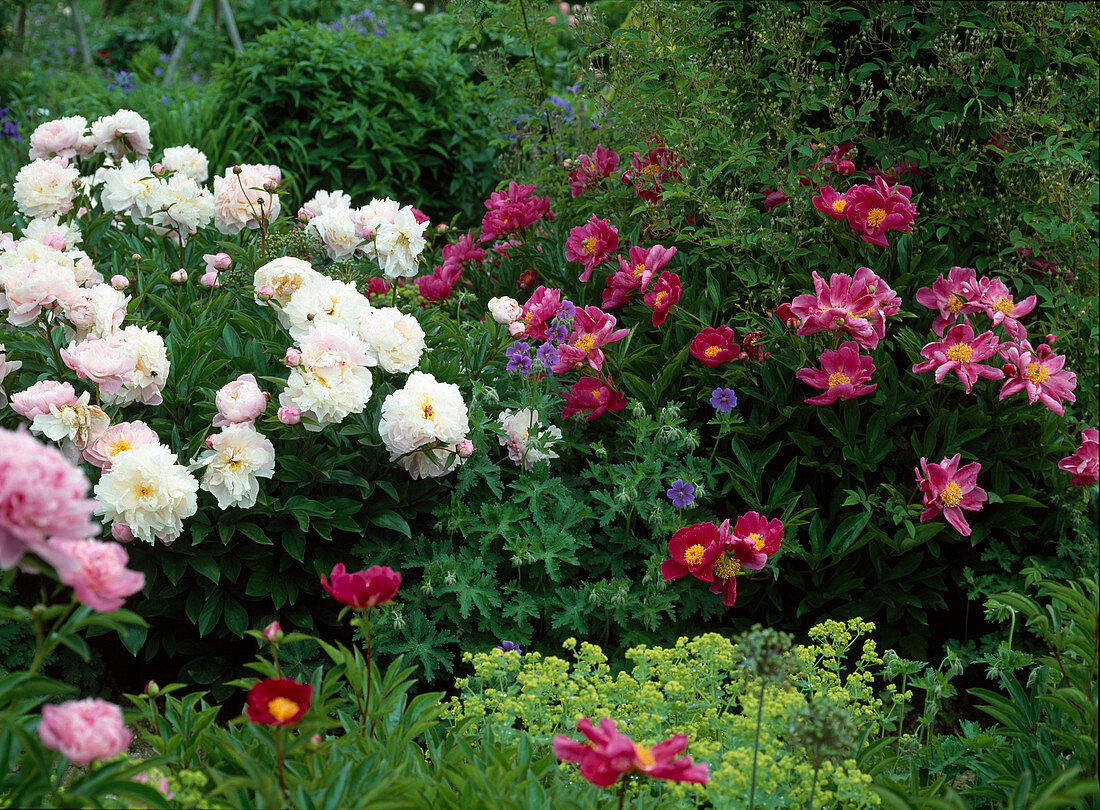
[
  {"x1": 283, "y1": 275, "x2": 370, "y2": 341},
  {"x1": 279, "y1": 325, "x2": 375, "y2": 431},
  {"x1": 191, "y1": 425, "x2": 275, "y2": 509},
  {"x1": 358, "y1": 306, "x2": 426, "y2": 374},
  {"x1": 94, "y1": 443, "x2": 198, "y2": 543},
  {"x1": 498, "y1": 408, "x2": 562, "y2": 470},
  {"x1": 378, "y1": 371, "x2": 468, "y2": 479}
]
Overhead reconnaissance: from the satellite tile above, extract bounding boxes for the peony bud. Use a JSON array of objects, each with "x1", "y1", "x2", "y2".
[
  {"x1": 412, "y1": 1, "x2": 426, "y2": 11},
  {"x1": 111, "y1": 524, "x2": 134, "y2": 543},
  {"x1": 110, "y1": 274, "x2": 130, "y2": 290},
  {"x1": 256, "y1": 284, "x2": 274, "y2": 301},
  {"x1": 131, "y1": 253, "x2": 142, "y2": 262},
  {"x1": 284, "y1": 348, "x2": 301, "y2": 367},
  {"x1": 144, "y1": 680, "x2": 160, "y2": 698},
  {"x1": 297, "y1": 207, "x2": 314, "y2": 223},
  {"x1": 209, "y1": 252, "x2": 232, "y2": 270},
  {"x1": 278, "y1": 406, "x2": 300, "y2": 425},
  {"x1": 170, "y1": 269, "x2": 188, "y2": 283},
  {"x1": 200, "y1": 271, "x2": 220, "y2": 289},
  {"x1": 563, "y1": 158, "x2": 574, "y2": 169},
  {"x1": 435, "y1": 222, "x2": 449, "y2": 233},
  {"x1": 1045, "y1": 334, "x2": 1057, "y2": 345},
  {"x1": 457, "y1": 439, "x2": 475, "y2": 458},
  {"x1": 262, "y1": 621, "x2": 283, "y2": 643},
  {"x1": 507, "y1": 321, "x2": 526, "y2": 337},
  {"x1": 204, "y1": 435, "x2": 214, "y2": 448},
  {"x1": 306, "y1": 734, "x2": 323, "y2": 752},
  {"x1": 150, "y1": 162, "x2": 165, "y2": 176},
  {"x1": 1002, "y1": 362, "x2": 1017, "y2": 376}
]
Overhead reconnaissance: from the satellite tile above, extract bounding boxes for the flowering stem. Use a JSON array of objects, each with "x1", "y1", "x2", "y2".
[
  {"x1": 672, "y1": 304, "x2": 707, "y2": 329},
  {"x1": 617, "y1": 776, "x2": 628, "y2": 810},
  {"x1": 805, "y1": 763, "x2": 819, "y2": 810},
  {"x1": 274, "y1": 726, "x2": 287, "y2": 805},
  {"x1": 748, "y1": 680, "x2": 766, "y2": 810},
  {"x1": 33, "y1": 317, "x2": 65, "y2": 376}
]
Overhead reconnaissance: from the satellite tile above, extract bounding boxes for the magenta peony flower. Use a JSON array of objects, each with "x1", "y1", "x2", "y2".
[
  {"x1": 1058, "y1": 429, "x2": 1099, "y2": 486},
  {"x1": 912, "y1": 321, "x2": 1003, "y2": 394},
  {"x1": 553, "y1": 306, "x2": 630, "y2": 373},
  {"x1": 568, "y1": 144, "x2": 620, "y2": 197},
  {"x1": 47, "y1": 538, "x2": 145, "y2": 612},
  {"x1": 762, "y1": 188, "x2": 789, "y2": 210},
  {"x1": 38, "y1": 698, "x2": 132, "y2": 765},
  {"x1": 795, "y1": 342, "x2": 877, "y2": 405},
  {"x1": 914, "y1": 266, "x2": 981, "y2": 336},
  {"x1": 621, "y1": 138, "x2": 683, "y2": 204},
  {"x1": 1, "y1": 427, "x2": 99, "y2": 570},
  {"x1": 973, "y1": 277, "x2": 1037, "y2": 341},
  {"x1": 997, "y1": 340, "x2": 1077, "y2": 416},
  {"x1": 561, "y1": 376, "x2": 626, "y2": 421},
  {"x1": 643, "y1": 271, "x2": 681, "y2": 327},
  {"x1": 553, "y1": 717, "x2": 709, "y2": 788},
  {"x1": 709, "y1": 513, "x2": 783, "y2": 607},
  {"x1": 213, "y1": 373, "x2": 266, "y2": 427},
  {"x1": 480, "y1": 182, "x2": 554, "y2": 243},
  {"x1": 661, "y1": 522, "x2": 721, "y2": 582},
  {"x1": 811, "y1": 184, "x2": 850, "y2": 221},
  {"x1": 786, "y1": 267, "x2": 901, "y2": 349},
  {"x1": 565, "y1": 216, "x2": 619, "y2": 282},
  {"x1": 321, "y1": 563, "x2": 400, "y2": 610},
  {"x1": 843, "y1": 176, "x2": 918, "y2": 247},
  {"x1": 915, "y1": 454, "x2": 987, "y2": 536},
  {"x1": 516, "y1": 285, "x2": 562, "y2": 341}
]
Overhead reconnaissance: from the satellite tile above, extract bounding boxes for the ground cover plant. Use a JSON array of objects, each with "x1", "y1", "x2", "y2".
[{"x1": 0, "y1": 0, "x2": 1097, "y2": 807}]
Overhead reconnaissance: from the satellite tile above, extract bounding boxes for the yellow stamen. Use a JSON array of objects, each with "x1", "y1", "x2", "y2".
[
  {"x1": 714, "y1": 552, "x2": 741, "y2": 579},
  {"x1": 653, "y1": 291, "x2": 668, "y2": 308},
  {"x1": 574, "y1": 333, "x2": 596, "y2": 353},
  {"x1": 634, "y1": 743, "x2": 656, "y2": 768},
  {"x1": 267, "y1": 697, "x2": 299, "y2": 722},
  {"x1": 704, "y1": 345, "x2": 722, "y2": 358},
  {"x1": 948, "y1": 294, "x2": 962, "y2": 314},
  {"x1": 992, "y1": 296, "x2": 1014, "y2": 314},
  {"x1": 866, "y1": 207, "x2": 886, "y2": 228},
  {"x1": 642, "y1": 164, "x2": 660, "y2": 179},
  {"x1": 831, "y1": 199, "x2": 847, "y2": 214},
  {"x1": 683, "y1": 544, "x2": 706, "y2": 566},
  {"x1": 1025, "y1": 362, "x2": 1050, "y2": 384},
  {"x1": 946, "y1": 343, "x2": 973, "y2": 363},
  {"x1": 110, "y1": 439, "x2": 133, "y2": 455},
  {"x1": 748, "y1": 532, "x2": 765, "y2": 552},
  {"x1": 134, "y1": 484, "x2": 153, "y2": 499},
  {"x1": 582, "y1": 237, "x2": 599, "y2": 255},
  {"x1": 633, "y1": 262, "x2": 646, "y2": 277},
  {"x1": 940, "y1": 481, "x2": 963, "y2": 508},
  {"x1": 827, "y1": 372, "x2": 851, "y2": 387}
]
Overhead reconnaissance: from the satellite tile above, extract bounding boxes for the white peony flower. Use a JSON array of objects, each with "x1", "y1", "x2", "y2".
[
  {"x1": 498, "y1": 408, "x2": 562, "y2": 470},
  {"x1": 94, "y1": 443, "x2": 198, "y2": 544},
  {"x1": 191, "y1": 424, "x2": 275, "y2": 509},
  {"x1": 101, "y1": 325, "x2": 170, "y2": 406},
  {"x1": 212, "y1": 165, "x2": 281, "y2": 234},
  {"x1": 307, "y1": 207, "x2": 362, "y2": 261},
  {"x1": 13, "y1": 158, "x2": 80, "y2": 220},
  {"x1": 303, "y1": 189, "x2": 352, "y2": 217},
  {"x1": 283, "y1": 275, "x2": 370, "y2": 341},
  {"x1": 23, "y1": 216, "x2": 83, "y2": 250},
  {"x1": 378, "y1": 371, "x2": 469, "y2": 478},
  {"x1": 29, "y1": 391, "x2": 110, "y2": 452},
  {"x1": 358, "y1": 306, "x2": 426, "y2": 374},
  {"x1": 397, "y1": 442, "x2": 464, "y2": 479},
  {"x1": 279, "y1": 325, "x2": 375, "y2": 431},
  {"x1": 63, "y1": 283, "x2": 129, "y2": 340},
  {"x1": 161, "y1": 145, "x2": 209, "y2": 183},
  {"x1": 487, "y1": 296, "x2": 523, "y2": 325},
  {"x1": 100, "y1": 159, "x2": 158, "y2": 218},
  {"x1": 148, "y1": 173, "x2": 215, "y2": 236},
  {"x1": 373, "y1": 206, "x2": 428, "y2": 279},
  {"x1": 90, "y1": 109, "x2": 152, "y2": 161},
  {"x1": 253, "y1": 256, "x2": 322, "y2": 310}
]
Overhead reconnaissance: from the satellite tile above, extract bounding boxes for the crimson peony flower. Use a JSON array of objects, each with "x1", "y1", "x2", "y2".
[
  {"x1": 689, "y1": 327, "x2": 739, "y2": 367},
  {"x1": 915, "y1": 454, "x2": 986, "y2": 536},
  {"x1": 643, "y1": 271, "x2": 681, "y2": 327},
  {"x1": 480, "y1": 182, "x2": 554, "y2": 243},
  {"x1": 973, "y1": 277, "x2": 1036, "y2": 342},
  {"x1": 321, "y1": 563, "x2": 401, "y2": 610},
  {"x1": 709, "y1": 513, "x2": 783, "y2": 607},
  {"x1": 912, "y1": 321, "x2": 1003, "y2": 394},
  {"x1": 553, "y1": 717, "x2": 709, "y2": 788},
  {"x1": 811, "y1": 184, "x2": 849, "y2": 221},
  {"x1": 561, "y1": 377, "x2": 626, "y2": 421},
  {"x1": 553, "y1": 306, "x2": 629, "y2": 373},
  {"x1": 843, "y1": 176, "x2": 918, "y2": 247},
  {"x1": 762, "y1": 188, "x2": 789, "y2": 210},
  {"x1": 786, "y1": 267, "x2": 901, "y2": 350},
  {"x1": 621, "y1": 137, "x2": 683, "y2": 204},
  {"x1": 1058, "y1": 429, "x2": 1099, "y2": 486},
  {"x1": 568, "y1": 144, "x2": 620, "y2": 197},
  {"x1": 796, "y1": 342, "x2": 877, "y2": 406},
  {"x1": 565, "y1": 216, "x2": 619, "y2": 282},
  {"x1": 914, "y1": 266, "x2": 981, "y2": 337},
  {"x1": 246, "y1": 678, "x2": 312, "y2": 726},
  {"x1": 661, "y1": 522, "x2": 720, "y2": 582},
  {"x1": 997, "y1": 340, "x2": 1077, "y2": 416}
]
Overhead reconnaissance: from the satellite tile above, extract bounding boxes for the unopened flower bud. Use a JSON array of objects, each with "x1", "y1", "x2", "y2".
[
  {"x1": 111, "y1": 274, "x2": 129, "y2": 290},
  {"x1": 150, "y1": 162, "x2": 165, "y2": 176},
  {"x1": 200, "y1": 271, "x2": 220, "y2": 289},
  {"x1": 170, "y1": 269, "x2": 188, "y2": 283},
  {"x1": 278, "y1": 406, "x2": 301, "y2": 425},
  {"x1": 209, "y1": 252, "x2": 232, "y2": 270},
  {"x1": 232, "y1": 165, "x2": 242, "y2": 174},
  {"x1": 563, "y1": 158, "x2": 574, "y2": 169},
  {"x1": 264, "y1": 180, "x2": 279, "y2": 192},
  {"x1": 111, "y1": 523, "x2": 134, "y2": 543},
  {"x1": 131, "y1": 253, "x2": 142, "y2": 262},
  {"x1": 435, "y1": 222, "x2": 449, "y2": 233},
  {"x1": 631, "y1": 401, "x2": 647, "y2": 418},
  {"x1": 256, "y1": 284, "x2": 274, "y2": 300},
  {"x1": 507, "y1": 322, "x2": 526, "y2": 337},
  {"x1": 457, "y1": 439, "x2": 475, "y2": 458},
  {"x1": 204, "y1": 435, "x2": 215, "y2": 448},
  {"x1": 306, "y1": 734, "x2": 323, "y2": 752},
  {"x1": 262, "y1": 621, "x2": 283, "y2": 643},
  {"x1": 144, "y1": 680, "x2": 160, "y2": 698},
  {"x1": 1045, "y1": 334, "x2": 1057, "y2": 345},
  {"x1": 262, "y1": 391, "x2": 271, "y2": 401},
  {"x1": 284, "y1": 348, "x2": 302, "y2": 367},
  {"x1": 297, "y1": 207, "x2": 314, "y2": 223}
]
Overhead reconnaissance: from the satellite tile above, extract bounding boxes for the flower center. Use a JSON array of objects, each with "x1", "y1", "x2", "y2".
[
  {"x1": 992, "y1": 296, "x2": 1014, "y2": 314},
  {"x1": 110, "y1": 438, "x2": 133, "y2": 455},
  {"x1": 683, "y1": 544, "x2": 706, "y2": 566},
  {"x1": 704, "y1": 345, "x2": 722, "y2": 358},
  {"x1": 948, "y1": 294, "x2": 962, "y2": 314},
  {"x1": 642, "y1": 164, "x2": 661, "y2": 179},
  {"x1": 946, "y1": 343, "x2": 973, "y2": 363},
  {"x1": 591, "y1": 389, "x2": 601, "y2": 403},
  {"x1": 866, "y1": 207, "x2": 887, "y2": 228},
  {"x1": 134, "y1": 484, "x2": 153, "y2": 500},
  {"x1": 420, "y1": 397, "x2": 435, "y2": 420},
  {"x1": 1025, "y1": 362, "x2": 1051, "y2": 384},
  {"x1": 940, "y1": 481, "x2": 963, "y2": 508},
  {"x1": 574, "y1": 333, "x2": 596, "y2": 353},
  {"x1": 653, "y1": 291, "x2": 668, "y2": 308},
  {"x1": 633, "y1": 743, "x2": 656, "y2": 768},
  {"x1": 827, "y1": 372, "x2": 851, "y2": 387},
  {"x1": 748, "y1": 532, "x2": 765, "y2": 552},
  {"x1": 267, "y1": 697, "x2": 299, "y2": 722},
  {"x1": 633, "y1": 262, "x2": 646, "y2": 277},
  {"x1": 582, "y1": 236, "x2": 599, "y2": 255},
  {"x1": 714, "y1": 552, "x2": 741, "y2": 579},
  {"x1": 831, "y1": 199, "x2": 847, "y2": 213}
]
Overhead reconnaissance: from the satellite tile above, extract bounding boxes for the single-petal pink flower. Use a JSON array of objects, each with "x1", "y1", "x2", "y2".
[
  {"x1": 553, "y1": 306, "x2": 630, "y2": 373},
  {"x1": 796, "y1": 341, "x2": 877, "y2": 405},
  {"x1": 914, "y1": 266, "x2": 982, "y2": 336},
  {"x1": 1058, "y1": 429, "x2": 1098, "y2": 486},
  {"x1": 643, "y1": 271, "x2": 682, "y2": 327},
  {"x1": 973, "y1": 277, "x2": 1037, "y2": 341},
  {"x1": 843, "y1": 176, "x2": 918, "y2": 247},
  {"x1": 553, "y1": 717, "x2": 708, "y2": 788},
  {"x1": 912, "y1": 321, "x2": 1003, "y2": 394},
  {"x1": 997, "y1": 341, "x2": 1076, "y2": 416},
  {"x1": 915, "y1": 454, "x2": 986, "y2": 536},
  {"x1": 811, "y1": 184, "x2": 850, "y2": 220},
  {"x1": 565, "y1": 216, "x2": 619, "y2": 282},
  {"x1": 787, "y1": 267, "x2": 901, "y2": 349}
]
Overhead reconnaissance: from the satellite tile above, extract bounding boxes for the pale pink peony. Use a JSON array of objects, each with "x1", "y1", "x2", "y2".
[
  {"x1": 48, "y1": 538, "x2": 145, "y2": 612},
  {"x1": 38, "y1": 698, "x2": 132, "y2": 765},
  {"x1": 12, "y1": 157, "x2": 81, "y2": 220},
  {"x1": 277, "y1": 406, "x2": 300, "y2": 425},
  {"x1": 28, "y1": 116, "x2": 88, "y2": 160},
  {"x1": 83, "y1": 420, "x2": 161, "y2": 471},
  {"x1": 997, "y1": 340, "x2": 1076, "y2": 416},
  {"x1": 795, "y1": 341, "x2": 877, "y2": 405},
  {"x1": 488, "y1": 296, "x2": 523, "y2": 325},
  {"x1": 90, "y1": 109, "x2": 152, "y2": 160},
  {"x1": 0, "y1": 427, "x2": 99, "y2": 570},
  {"x1": 912, "y1": 321, "x2": 1003, "y2": 394},
  {"x1": 914, "y1": 266, "x2": 982, "y2": 336},
  {"x1": 1058, "y1": 429, "x2": 1098, "y2": 487},
  {"x1": 61, "y1": 335, "x2": 135, "y2": 395},
  {"x1": 10, "y1": 380, "x2": 78, "y2": 421},
  {"x1": 212, "y1": 166, "x2": 281, "y2": 234},
  {"x1": 0, "y1": 345, "x2": 23, "y2": 409},
  {"x1": 915, "y1": 454, "x2": 986, "y2": 536},
  {"x1": 213, "y1": 373, "x2": 266, "y2": 427}
]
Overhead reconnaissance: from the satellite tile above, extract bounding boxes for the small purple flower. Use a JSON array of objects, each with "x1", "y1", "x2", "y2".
[
  {"x1": 558, "y1": 299, "x2": 577, "y2": 320},
  {"x1": 666, "y1": 479, "x2": 695, "y2": 508},
  {"x1": 496, "y1": 640, "x2": 523, "y2": 655},
  {"x1": 535, "y1": 342, "x2": 559, "y2": 373},
  {"x1": 505, "y1": 341, "x2": 533, "y2": 374},
  {"x1": 709, "y1": 387, "x2": 738, "y2": 413}
]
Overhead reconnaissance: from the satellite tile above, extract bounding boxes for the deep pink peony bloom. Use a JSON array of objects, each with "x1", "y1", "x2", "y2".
[
  {"x1": 643, "y1": 271, "x2": 681, "y2": 327},
  {"x1": 843, "y1": 176, "x2": 918, "y2": 247},
  {"x1": 48, "y1": 538, "x2": 145, "y2": 612},
  {"x1": 440, "y1": 231, "x2": 485, "y2": 272},
  {"x1": 561, "y1": 377, "x2": 626, "y2": 421},
  {"x1": 321, "y1": 563, "x2": 400, "y2": 610},
  {"x1": 811, "y1": 185, "x2": 850, "y2": 221},
  {"x1": 912, "y1": 321, "x2": 1003, "y2": 394},
  {"x1": 568, "y1": 144, "x2": 620, "y2": 197},
  {"x1": 38, "y1": 699, "x2": 132, "y2": 765},
  {"x1": 565, "y1": 216, "x2": 619, "y2": 282},
  {"x1": 812, "y1": 143, "x2": 855, "y2": 175},
  {"x1": 796, "y1": 342, "x2": 877, "y2": 406},
  {"x1": 689, "y1": 326, "x2": 739, "y2": 368},
  {"x1": 553, "y1": 717, "x2": 709, "y2": 788},
  {"x1": 1058, "y1": 429, "x2": 1099, "y2": 486},
  {"x1": 246, "y1": 678, "x2": 312, "y2": 726},
  {"x1": 621, "y1": 137, "x2": 683, "y2": 204},
  {"x1": 553, "y1": 306, "x2": 630, "y2": 373},
  {"x1": 516, "y1": 285, "x2": 562, "y2": 341},
  {"x1": 997, "y1": 340, "x2": 1077, "y2": 416},
  {"x1": 709, "y1": 513, "x2": 783, "y2": 608},
  {"x1": 600, "y1": 245, "x2": 677, "y2": 308},
  {"x1": 914, "y1": 266, "x2": 981, "y2": 336},
  {"x1": 1, "y1": 427, "x2": 98, "y2": 570},
  {"x1": 661, "y1": 522, "x2": 721, "y2": 582},
  {"x1": 786, "y1": 267, "x2": 901, "y2": 349},
  {"x1": 762, "y1": 188, "x2": 789, "y2": 210},
  {"x1": 417, "y1": 261, "x2": 464, "y2": 302},
  {"x1": 480, "y1": 182, "x2": 554, "y2": 242},
  {"x1": 915, "y1": 454, "x2": 986, "y2": 536},
  {"x1": 214, "y1": 373, "x2": 266, "y2": 427},
  {"x1": 973, "y1": 277, "x2": 1037, "y2": 341}
]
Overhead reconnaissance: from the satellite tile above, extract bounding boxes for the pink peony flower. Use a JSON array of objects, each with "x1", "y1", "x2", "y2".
[
  {"x1": 111, "y1": 275, "x2": 129, "y2": 290},
  {"x1": 786, "y1": 267, "x2": 901, "y2": 349},
  {"x1": 973, "y1": 277, "x2": 1037, "y2": 341},
  {"x1": 518, "y1": 285, "x2": 562, "y2": 341},
  {"x1": 1058, "y1": 429, "x2": 1099, "y2": 486},
  {"x1": 621, "y1": 137, "x2": 683, "y2": 204},
  {"x1": 0, "y1": 427, "x2": 99, "y2": 569},
  {"x1": 561, "y1": 376, "x2": 626, "y2": 421},
  {"x1": 709, "y1": 513, "x2": 783, "y2": 607},
  {"x1": 553, "y1": 306, "x2": 630, "y2": 373},
  {"x1": 914, "y1": 266, "x2": 981, "y2": 336},
  {"x1": 321, "y1": 563, "x2": 400, "y2": 610},
  {"x1": 214, "y1": 373, "x2": 266, "y2": 427},
  {"x1": 796, "y1": 341, "x2": 877, "y2": 406},
  {"x1": 568, "y1": 144, "x2": 620, "y2": 197},
  {"x1": 811, "y1": 184, "x2": 850, "y2": 220},
  {"x1": 416, "y1": 263, "x2": 463, "y2": 302},
  {"x1": 603, "y1": 245, "x2": 677, "y2": 308},
  {"x1": 997, "y1": 340, "x2": 1076, "y2": 416},
  {"x1": 440, "y1": 231, "x2": 485, "y2": 272},
  {"x1": 38, "y1": 699, "x2": 132, "y2": 765},
  {"x1": 762, "y1": 188, "x2": 789, "y2": 210},
  {"x1": 843, "y1": 176, "x2": 918, "y2": 247},
  {"x1": 915, "y1": 454, "x2": 986, "y2": 536},
  {"x1": 262, "y1": 621, "x2": 283, "y2": 642},
  {"x1": 47, "y1": 538, "x2": 145, "y2": 612},
  {"x1": 61, "y1": 335, "x2": 135, "y2": 396},
  {"x1": 10, "y1": 380, "x2": 78, "y2": 422},
  {"x1": 565, "y1": 216, "x2": 619, "y2": 282},
  {"x1": 277, "y1": 406, "x2": 300, "y2": 425},
  {"x1": 643, "y1": 271, "x2": 681, "y2": 327},
  {"x1": 480, "y1": 182, "x2": 554, "y2": 242},
  {"x1": 203, "y1": 252, "x2": 232, "y2": 271},
  {"x1": 28, "y1": 116, "x2": 88, "y2": 160},
  {"x1": 83, "y1": 420, "x2": 160, "y2": 471},
  {"x1": 553, "y1": 717, "x2": 709, "y2": 788},
  {"x1": 912, "y1": 321, "x2": 1003, "y2": 394}
]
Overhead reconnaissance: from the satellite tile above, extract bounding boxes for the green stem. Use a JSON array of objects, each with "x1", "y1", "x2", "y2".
[
  {"x1": 748, "y1": 680, "x2": 766, "y2": 810},
  {"x1": 275, "y1": 726, "x2": 287, "y2": 806},
  {"x1": 33, "y1": 318, "x2": 65, "y2": 376},
  {"x1": 806, "y1": 763, "x2": 819, "y2": 810}
]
